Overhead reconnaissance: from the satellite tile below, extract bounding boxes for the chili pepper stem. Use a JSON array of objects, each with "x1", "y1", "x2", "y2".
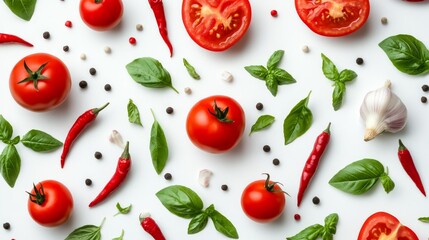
[
  {"x1": 398, "y1": 139, "x2": 406, "y2": 151},
  {"x1": 324, "y1": 122, "x2": 331, "y2": 134},
  {"x1": 93, "y1": 102, "x2": 110, "y2": 114},
  {"x1": 121, "y1": 141, "x2": 130, "y2": 159}
]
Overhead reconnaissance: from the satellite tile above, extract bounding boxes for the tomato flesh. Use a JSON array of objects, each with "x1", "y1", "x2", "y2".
[
  {"x1": 182, "y1": 0, "x2": 252, "y2": 51},
  {"x1": 295, "y1": 0, "x2": 370, "y2": 37}
]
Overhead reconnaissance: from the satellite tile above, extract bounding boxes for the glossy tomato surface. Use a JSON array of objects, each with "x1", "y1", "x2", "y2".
[
  {"x1": 186, "y1": 95, "x2": 245, "y2": 153},
  {"x1": 358, "y1": 212, "x2": 419, "y2": 240},
  {"x1": 241, "y1": 177, "x2": 286, "y2": 223},
  {"x1": 295, "y1": 0, "x2": 370, "y2": 37},
  {"x1": 9, "y1": 53, "x2": 71, "y2": 112},
  {"x1": 27, "y1": 180, "x2": 74, "y2": 227},
  {"x1": 79, "y1": 0, "x2": 123, "y2": 31},
  {"x1": 182, "y1": 0, "x2": 252, "y2": 51}
]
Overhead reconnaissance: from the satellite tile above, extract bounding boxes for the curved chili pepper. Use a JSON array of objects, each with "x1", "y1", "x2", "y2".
[
  {"x1": 139, "y1": 212, "x2": 166, "y2": 240},
  {"x1": 297, "y1": 123, "x2": 331, "y2": 207},
  {"x1": 0, "y1": 33, "x2": 33, "y2": 47},
  {"x1": 60, "y1": 103, "x2": 109, "y2": 168},
  {"x1": 148, "y1": 0, "x2": 173, "y2": 57},
  {"x1": 89, "y1": 141, "x2": 131, "y2": 207},
  {"x1": 398, "y1": 139, "x2": 426, "y2": 196}
]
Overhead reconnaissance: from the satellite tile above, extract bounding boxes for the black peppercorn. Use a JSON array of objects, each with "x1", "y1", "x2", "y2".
[
  {"x1": 164, "y1": 173, "x2": 172, "y2": 180},
  {"x1": 422, "y1": 84, "x2": 429, "y2": 92},
  {"x1": 89, "y1": 67, "x2": 97, "y2": 76},
  {"x1": 256, "y1": 102, "x2": 263, "y2": 110},
  {"x1": 312, "y1": 196, "x2": 320, "y2": 205},
  {"x1": 79, "y1": 80, "x2": 88, "y2": 89},
  {"x1": 166, "y1": 107, "x2": 174, "y2": 114},
  {"x1": 263, "y1": 145, "x2": 271, "y2": 152},
  {"x1": 221, "y1": 184, "x2": 228, "y2": 191},
  {"x1": 42, "y1": 31, "x2": 50, "y2": 39},
  {"x1": 85, "y1": 178, "x2": 92, "y2": 186},
  {"x1": 356, "y1": 57, "x2": 364, "y2": 65},
  {"x1": 421, "y1": 96, "x2": 427, "y2": 103},
  {"x1": 3, "y1": 222, "x2": 10, "y2": 230},
  {"x1": 63, "y1": 45, "x2": 69, "y2": 52},
  {"x1": 272, "y1": 158, "x2": 280, "y2": 166},
  {"x1": 104, "y1": 84, "x2": 111, "y2": 91},
  {"x1": 94, "y1": 151, "x2": 102, "y2": 159}
]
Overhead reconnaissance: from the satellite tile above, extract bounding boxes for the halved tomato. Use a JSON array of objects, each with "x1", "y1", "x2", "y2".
[
  {"x1": 182, "y1": 0, "x2": 252, "y2": 51},
  {"x1": 358, "y1": 212, "x2": 419, "y2": 240},
  {"x1": 295, "y1": 0, "x2": 370, "y2": 37}
]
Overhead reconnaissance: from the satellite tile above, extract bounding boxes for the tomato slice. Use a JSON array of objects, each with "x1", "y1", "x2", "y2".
[
  {"x1": 182, "y1": 0, "x2": 252, "y2": 51},
  {"x1": 295, "y1": 0, "x2": 370, "y2": 37},
  {"x1": 358, "y1": 212, "x2": 419, "y2": 240}
]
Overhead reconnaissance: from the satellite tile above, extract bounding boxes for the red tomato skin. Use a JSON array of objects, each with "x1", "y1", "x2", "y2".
[
  {"x1": 241, "y1": 180, "x2": 285, "y2": 223},
  {"x1": 9, "y1": 53, "x2": 71, "y2": 112},
  {"x1": 295, "y1": 0, "x2": 370, "y2": 37},
  {"x1": 186, "y1": 95, "x2": 245, "y2": 153},
  {"x1": 181, "y1": 0, "x2": 252, "y2": 51},
  {"x1": 27, "y1": 180, "x2": 74, "y2": 227},
  {"x1": 79, "y1": 0, "x2": 123, "y2": 31},
  {"x1": 357, "y1": 212, "x2": 419, "y2": 240}
]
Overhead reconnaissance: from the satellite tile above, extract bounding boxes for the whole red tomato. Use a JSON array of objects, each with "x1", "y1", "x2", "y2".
[
  {"x1": 358, "y1": 212, "x2": 419, "y2": 240},
  {"x1": 9, "y1": 53, "x2": 71, "y2": 112},
  {"x1": 295, "y1": 0, "x2": 370, "y2": 37},
  {"x1": 241, "y1": 174, "x2": 286, "y2": 223},
  {"x1": 27, "y1": 180, "x2": 74, "y2": 227},
  {"x1": 186, "y1": 95, "x2": 245, "y2": 153},
  {"x1": 79, "y1": 0, "x2": 123, "y2": 31},
  {"x1": 182, "y1": 0, "x2": 252, "y2": 51}
]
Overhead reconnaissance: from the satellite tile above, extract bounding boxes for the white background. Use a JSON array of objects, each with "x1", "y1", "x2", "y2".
[{"x1": 1, "y1": 0, "x2": 429, "y2": 239}]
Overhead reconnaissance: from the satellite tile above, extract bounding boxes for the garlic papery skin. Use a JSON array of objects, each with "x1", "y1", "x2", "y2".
[{"x1": 360, "y1": 81, "x2": 407, "y2": 141}]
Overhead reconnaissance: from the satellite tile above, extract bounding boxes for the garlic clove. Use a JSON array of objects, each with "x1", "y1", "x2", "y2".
[
  {"x1": 109, "y1": 130, "x2": 126, "y2": 148},
  {"x1": 198, "y1": 169, "x2": 213, "y2": 188}
]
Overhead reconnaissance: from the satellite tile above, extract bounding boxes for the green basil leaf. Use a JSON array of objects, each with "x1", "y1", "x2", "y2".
[
  {"x1": 127, "y1": 99, "x2": 142, "y2": 126},
  {"x1": 270, "y1": 68, "x2": 296, "y2": 85},
  {"x1": 267, "y1": 50, "x2": 284, "y2": 70},
  {"x1": 323, "y1": 213, "x2": 339, "y2": 236},
  {"x1": 380, "y1": 172, "x2": 395, "y2": 193},
  {"x1": 156, "y1": 185, "x2": 204, "y2": 219},
  {"x1": 112, "y1": 229, "x2": 124, "y2": 240},
  {"x1": 332, "y1": 82, "x2": 346, "y2": 111},
  {"x1": 244, "y1": 65, "x2": 268, "y2": 80},
  {"x1": 0, "y1": 145, "x2": 21, "y2": 188},
  {"x1": 249, "y1": 115, "x2": 275, "y2": 135},
  {"x1": 283, "y1": 92, "x2": 313, "y2": 145},
  {"x1": 4, "y1": 0, "x2": 37, "y2": 21},
  {"x1": 338, "y1": 69, "x2": 357, "y2": 82},
  {"x1": 188, "y1": 212, "x2": 209, "y2": 234},
  {"x1": 20, "y1": 129, "x2": 63, "y2": 152},
  {"x1": 379, "y1": 34, "x2": 429, "y2": 75},
  {"x1": 418, "y1": 217, "x2": 429, "y2": 223},
  {"x1": 265, "y1": 74, "x2": 278, "y2": 96},
  {"x1": 65, "y1": 224, "x2": 102, "y2": 240},
  {"x1": 286, "y1": 224, "x2": 324, "y2": 240},
  {"x1": 209, "y1": 209, "x2": 239, "y2": 239},
  {"x1": 183, "y1": 58, "x2": 200, "y2": 80},
  {"x1": 321, "y1": 53, "x2": 339, "y2": 81},
  {"x1": 329, "y1": 159, "x2": 385, "y2": 195},
  {"x1": 150, "y1": 110, "x2": 168, "y2": 174},
  {"x1": 126, "y1": 57, "x2": 178, "y2": 93},
  {"x1": 0, "y1": 115, "x2": 13, "y2": 142},
  {"x1": 115, "y1": 202, "x2": 132, "y2": 216}
]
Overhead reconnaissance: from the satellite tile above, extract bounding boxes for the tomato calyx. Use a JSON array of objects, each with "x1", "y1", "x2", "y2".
[
  {"x1": 208, "y1": 100, "x2": 233, "y2": 123},
  {"x1": 27, "y1": 183, "x2": 46, "y2": 205},
  {"x1": 18, "y1": 61, "x2": 49, "y2": 90},
  {"x1": 262, "y1": 173, "x2": 289, "y2": 195}
]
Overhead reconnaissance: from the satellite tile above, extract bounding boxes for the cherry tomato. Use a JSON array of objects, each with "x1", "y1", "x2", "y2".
[
  {"x1": 241, "y1": 174, "x2": 286, "y2": 223},
  {"x1": 9, "y1": 53, "x2": 71, "y2": 112},
  {"x1": 79, "y1": 0, "x2": 123, "y2": 31},
  {"x1": 182, "y1": 0, "x2": 252, "y2": 51},
  {"x1": 295, "y1": 0, "x2": 370, "y2": 37},
  {"x1": 27, "y1": 180, "x2": 74, "y2": 227},
  {"x1": 186, "y1": 95, "x2": 245, "y2": 153},
  {"x1": 358, "y1": 212, "x2": 419, "y2": 240}
]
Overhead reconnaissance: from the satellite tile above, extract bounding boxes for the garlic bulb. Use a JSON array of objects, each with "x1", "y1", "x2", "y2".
[{"x1": 360, "y1": 81, "x2": 407, "y2": 141}]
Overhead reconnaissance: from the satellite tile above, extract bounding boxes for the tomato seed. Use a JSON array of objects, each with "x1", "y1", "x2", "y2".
[
  {"x1": 65, "y1": 20, "x2": 72, "y2": 28},
  {"x1": 263, "y1": 145, "x2": 271, "y2": 152},
  {"x1": 294, "y1": 214, "x2": 301, "y2": 221},
  {"x1": 164, "y1": 173, "x2": 172, "y2": 180},
  {"x1": 422, "y1": 84, "x2": 429, "y2": 92},
  {"x1": 79, "y1": 80, "x2": 88, "y2": 89},
  {"x1": 256, "y1": 102, "x2": 263, "y2": 110},
  {"x1": 94, "y1": 151, "x2": 102, "y2": 159},
  {"x1": 272, "y1": 158, "x2": 280, "y2": 166},
  {"x1": 166, "y1": 107, "x2": 174, "y2": 114},
  {"x1": 3, "y1": 222, "x2": 10, "y2": 230},
  {"x1": 421, "y1": 96, "x2": 427, "y2": 103},
  {"x1": 104, "y1": 84, "x2": 112, "y2": 91},
  {"x1": 221, "y1": 184, "x2": 228, "y2": 191},
  {"x1": 270, "y1": 10, "x2": 278, "y2": 17},
  {"x1": 89, "y1": 67, "x2": 97, "y2": 76},
  {"x1": 63, "y1": 45, "x2": 69, "y2": 52},
  {"x1": 85, "y1": 179, "x2": 92, "y2": 186},
  {"x1": 356, "y1": 57, "x2": 364, "y2": 65},
  {"x1": 42, "y1": 31, "x2": 50, "y2": 39},
  {"x1": 129, "y1": 37, "x2": 137, "y2": 45},
  {"x1": 312, "y1": 196, "x2": 320, "y2": 205}
]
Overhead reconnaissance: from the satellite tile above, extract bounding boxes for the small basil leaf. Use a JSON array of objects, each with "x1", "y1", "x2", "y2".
[
  {"x1": 270, "y1": 68, "x2": 296, "y2": 85},
  {"x1": 209, "y1": 209, "x2": 239, "y2": 239},
  {"x1": 183, "y1": 58, "x2": 200, "y2": 80},
  {"x1": 150, "y1": 110, "x2": 168, "y2": 174},
  {"x1": 249, "y1": 115, "x2": 275, "y2": 135},
  {"x1": 126, "y1": 57, "x2": 178, "y2": 93},
  {"x1": 244, "y1": 65, "x2": 268, "y2": 80},
  {"x1": 418, "y1": 217, "x2": 429, "y2": 223},
  {"x1": 283, "y1": 92, "x2": 313, "y2": 145},
  {"x1": 286, "y1": 224, "x2": 324, "y2": 240},
  {"x1": 321, "y1": 53, "x2": 340, "y2": 81},
  {"x1": 21, "y1": 129, "x2": 63, "y2": 152},
  {"x1": 265, "y1": 74, "x2": 278, "y2": 96},
  {"x1": 156, "y1": 185, "x2": 204, "y2": 219},
  {"x1": 338, "y1": 69, "x2": 357, "y2": 82},
  {"x1": 329, "y1": 159, "x2": 385, "y2": 195},
  {"x1": 267, "y1": 50, "x2": 284, "y2": 70},
  {"x1": 0, "y1": 115, "x2": 13, "y2": 141},
  {"x1": 64, "y1": 224, "x2": 102, "y2": 240},
  {"x1": 324, "y1": 213, "x2": 339, "y2": 235},
  {"x1": 380, "y1": 172, "x2": 395, "y2": 193},
  {"x1": 115, "y1": 202, "x2": 132, "y2": 216},
  {"x1": 332, "y1": 82, "x2": 346, "y2": 111},
  {"x1": 112, "y1": 229, "x2": 124, "y2": 240},
  {"x1": 9, "y1": 136, "x2": 20, "y2": 145},
  {"x1": 127, "y1": 99, "x2": 143, "y2": 126},
  {"x1": 188, "y1": 212, "x2": 209, "y2": 234},
  {"x1": 4, "y1": 0, "x2": 37, "y2": 21},
  {"x1": 379, "y1": 34, "x2": 429, "y2": 75},
  {"x1": 0, "y1": 145, "x2": 21, "y2": 188}
]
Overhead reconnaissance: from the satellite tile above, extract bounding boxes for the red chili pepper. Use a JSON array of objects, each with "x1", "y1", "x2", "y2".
[
  {"x1": 297, "y1": 123, "x2": 331, "y2": 207},
  {"x1": 398, "y1": 139, "x2": 426, "y2": 196},
  {"x1": 139, "y1": 212, "x2": 166, "y2": 240},
  {"x1": 60, "y1": 103, "x2": 109, "y2": 168},
  {"x1": 89, "y1": 141, "x2": 131, "y2": 207},
  {"x1": 148, "y1": 0, "x2": 173, "y2": 57},
  {"x1": 0, "y1": 33, "x2": 33, "y2": 47}
]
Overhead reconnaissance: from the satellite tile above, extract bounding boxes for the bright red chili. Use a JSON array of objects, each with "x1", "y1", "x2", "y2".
[
  {"x1": 398, "y1": 139, "x2": 426, "y2": 196},
  {"x1": 0, "y1": 33, "x2": 33, "y2": 47},
  {"x1": 60, "y1": 103, "x2": 109, "y2": 168},
  {"x1": 297, "y1": 123, "x2": 331, "y2": 207},
  {"x1": 139, "y1": 212, "x2": 166, "y2": 240},
  {"x1": 148, "y1": 0, "x2": 173, "y2": 57},
  {"x1": 89, "y1": 141, "x2": 131, "y2": 207}
]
